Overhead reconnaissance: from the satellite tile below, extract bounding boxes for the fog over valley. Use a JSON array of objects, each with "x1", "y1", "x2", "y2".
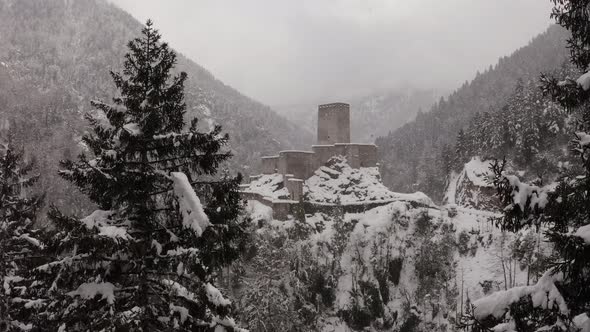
[{"x1": 110, "y1": 0, "x2": 552, "y2": 106}]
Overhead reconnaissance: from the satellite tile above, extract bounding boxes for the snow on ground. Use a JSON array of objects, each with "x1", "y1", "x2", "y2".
[
  {"x1": 304, "y1": 158, "x2": 433, "y2": 206},
  {"x1": 245, "y1": 200, "x2": 274, "y2": 223},
  {"x1": 452, "y1": 210, "x2": 529, "y2": 305},
  {"x1": 298, "y1": 200, "x2": 439, "y2": 327},
  {"x1": 244, "y1": 194, "x2": 550, "y2": 330},
  {"x1": 241, "y1": 154, "x2": 557, "y2": 330},
  {"x1": 242, "y1": 158, "x2": 433, "y2": 207},
  {"x1": 334, "y1": 201, "x2": 420, "y2": 310},
  {"x1": 242, "y1": 173, "x2": 289, "y2": 200}
]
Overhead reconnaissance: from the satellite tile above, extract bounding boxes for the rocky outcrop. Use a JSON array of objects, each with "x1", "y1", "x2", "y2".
[{"x1": 445, "y1": 157, "x2": 501, "y2": 211}]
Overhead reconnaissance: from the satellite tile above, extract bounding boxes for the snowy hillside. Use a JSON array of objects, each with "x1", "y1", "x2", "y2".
[
  {"x1": 235, "y1": 154, "x2": 552, "y2": 331},
  {"x1": 376, "y1": 25, "x2": 570, "y2": 200},
  {"x1": 241, "y1": 157, "x2": 433, "y2": 207},
  {"x1": 304, "y1": 158, "x2": 433, "y2": 206},
  {"x1": 0, "y1": 0, "x2": 310, "y2": 176},
  {"x1": 242, "y1": 173, "x2": 290, "y2": 200},
  {"x1": 236, "y1": 191, "x2": 549, "y2": 331}
]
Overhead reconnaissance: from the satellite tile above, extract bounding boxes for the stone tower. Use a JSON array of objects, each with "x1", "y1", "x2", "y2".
[{"x1": 317, "y1": 102, "x2": 350, "y2": 145}]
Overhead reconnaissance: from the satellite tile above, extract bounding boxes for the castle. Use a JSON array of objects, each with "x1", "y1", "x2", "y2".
[{"x1": 241, "y1": 102, "x2": 378, "y2": 219}]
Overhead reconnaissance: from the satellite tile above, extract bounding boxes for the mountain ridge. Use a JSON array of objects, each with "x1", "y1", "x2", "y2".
[
  {"x1": 376, "y1": 24, "x2": 570, "y2": 201},
  {"x1": 0, "y1": 0, "x2": 311, "y2": 217},
  {"x1": 0, "y1": 0, "x2": 311, "y2": 174}
]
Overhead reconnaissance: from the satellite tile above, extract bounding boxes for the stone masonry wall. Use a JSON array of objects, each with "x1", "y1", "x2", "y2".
[
  {"x1": 317, "y1": 103, "x2": 350, "y2": 145},
  {"x1": 358, "y1": 144, "x2": 378, "y2": 167},
  {"x1": 261, "y1": 156, "x2": 279, "y2": 174},
  {"x1": 312, "y1": 145, "x2": 339, "y2": 169},
  {"x1": 278, "y1": 151, "x2": 315, "y2": 179}
]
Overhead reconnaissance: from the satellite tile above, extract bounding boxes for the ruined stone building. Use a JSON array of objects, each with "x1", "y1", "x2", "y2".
[{"x1": 240, "y1": 102, "x2": 378, "y2": 219}]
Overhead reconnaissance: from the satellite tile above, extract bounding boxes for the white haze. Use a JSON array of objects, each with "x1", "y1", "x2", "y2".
[{"x1": 110, "y1": 0, "x2": 553, "y2": 106}]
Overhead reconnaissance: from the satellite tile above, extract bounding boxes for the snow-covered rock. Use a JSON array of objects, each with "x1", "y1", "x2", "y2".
[
  {"x1": 241, "y1": 173, "x2": 290, "y2": 200},
  {"x1": 304, "y1": 157, "x2": 433, "y2": 207},
  {"x1": 241, "y1": 157, "x2": 434, "y2": 209},
  {"x1": 444, "y1": 157, "x2": 500, "y2": 211}
]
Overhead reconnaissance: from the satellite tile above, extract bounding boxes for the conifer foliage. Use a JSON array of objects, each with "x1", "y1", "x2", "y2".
[
  {"x1": 8, "y1": 20, "x2": 245, "y2": 331},
  {"x1": 0, "y1": 134, "x2": 43, "y2": 330},
  {"x1": 462, "y1": 1, "x2": 590, "y2": 330}
]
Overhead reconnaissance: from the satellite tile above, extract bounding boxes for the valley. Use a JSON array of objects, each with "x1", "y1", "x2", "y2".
[{"x1": 1, "y1": 1, "x2": 589, "y2": 331}]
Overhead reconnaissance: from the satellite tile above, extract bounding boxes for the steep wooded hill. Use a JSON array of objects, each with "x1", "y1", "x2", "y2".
[
  {"x1": 0, "y1": 0, "x2": 310, "y2": 215},
  {"x1": 0, "y1": 0, "x2": 310, "y2": 170},
  {"x1": 376, "y1": 25, "x2": 570, "y2": 202}
]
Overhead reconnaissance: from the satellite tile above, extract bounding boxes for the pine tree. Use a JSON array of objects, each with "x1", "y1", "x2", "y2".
[
  {"x1": 440, "y1": 144, "x2": 454, "y2": 177},
  {"x1": 454, "y1": 129, "x2": 470, "y2": 170},
  {"x1": 0, "y1": 133, "x2": 44, "y2": 330},
  {"x1": 467, "y1": 112, "x2": 484, "y2": 156},
  {"x1": 462, "y1": 1, "x2": 590, "y2": 330},
  {"x1": 13, "y1": 20, "x2": 245, "y2": 331}
]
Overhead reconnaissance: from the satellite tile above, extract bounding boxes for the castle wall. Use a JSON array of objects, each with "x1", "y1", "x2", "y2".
[
  {"x1": 239, "y1": 191, "x2": 296, "y2": 221},
  {"x1": 287, "y1": 178, "x2": 304, "y2": 201},
  {"x1": 331, "y1": 143, "x2": 378, "y2": 168},
  {"x1": 261, "y1": 156, "x2": 279, "y2": 174},
  {"x1": 334, "y1": 143, "x2": 359, "y2": 168},
  {"x1": 312, "y1": 145, "x2": 338, "y2": 169},
  {"x1": 283, "y1": 173, "x2": 294, "y2": 189},
  {"x1": 278, "y1": 151, "x2": 315, "y2": 179},
  {"x1": 272, "y1": 201, "x2": 292, "y2": 220},
  {"x1": 357, "y1": 144, "x2": 378, "y2": 167},
  {"x1": 317, "y1": 103, "x2": 350, "y2": 145}
]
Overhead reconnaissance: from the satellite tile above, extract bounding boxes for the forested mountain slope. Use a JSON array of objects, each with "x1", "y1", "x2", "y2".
[
  {"x1": 0, "y1": 0, "x2": 310, "y2": 215},
  {"x1": 376, "y1": 25, "x2": 570, "y2": 202}
]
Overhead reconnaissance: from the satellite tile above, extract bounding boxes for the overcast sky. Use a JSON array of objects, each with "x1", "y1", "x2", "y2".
[{"x1": 110, "y1": 0, "x2": 554, "y2": 106}]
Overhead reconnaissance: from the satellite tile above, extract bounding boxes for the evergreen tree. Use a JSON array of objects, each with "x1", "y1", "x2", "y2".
[
  {"x1": 0, "y1": 134, "x2": 43, "y2": 330},
  {"x1": 467, "y1": 112, "x2": 484, "y2": 156},
  {"x1": 12, "y1": 21, "x2": 245, "y2": 331},
  {"x1": 488, "y1": 105, "x2": 515, "y2": 158},
  {"x1": 454, "y1": 129, "x2": 470, "y2": 169},
  {"x1": 462, "y1": 1, "x2": 590, "y2": 330},
  {"x1": 440, "y1": 143, "x2": 454, "y2": 177}
]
